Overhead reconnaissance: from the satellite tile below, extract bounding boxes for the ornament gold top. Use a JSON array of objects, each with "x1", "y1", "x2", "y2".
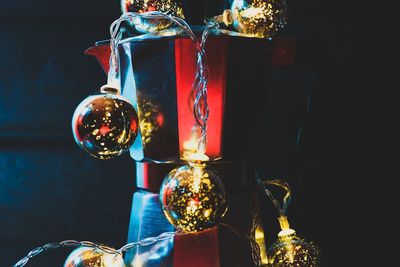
[
  {"x1": 214, "y1": 0, "x2": 288, "y2": 38},
  {"x1": 121, "y1": 0, "x2": 184, "y2": 17},
  {"x1": 121, "y1": 0, "x2": 184, "y2": 33}
]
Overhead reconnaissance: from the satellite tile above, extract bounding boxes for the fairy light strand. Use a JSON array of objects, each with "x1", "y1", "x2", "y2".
[
  {"x1": 107, "y1": 11, "x2": 213, "y2": 154},
  {"x1": 14, "y1": 13, "x2": 265, "y2": 267},
  {"x1": 192, "y1": 20, "x2": 220, "y2": 151},
  {"x1": 13, "y1": 231, "x2": 179, "y2": 267},
  {"x1": 259, "y1": 178, "x2": 291, "y2": 216}
]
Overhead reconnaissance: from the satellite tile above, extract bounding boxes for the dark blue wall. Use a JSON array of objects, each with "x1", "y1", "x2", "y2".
[{"x1": 0, "y1": 2, "x2": 138, "y2": 266}]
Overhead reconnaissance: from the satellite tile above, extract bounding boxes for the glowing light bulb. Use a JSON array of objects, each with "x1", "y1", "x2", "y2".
[
  {"x1": 159, "y1": 160, "x2": 227, "y2": 232},
  {"x1": 64, "y1": 246, "x2": 125, "y2": 267},
  {"x1": 230, "y1": 0, "x2": 288, "y2": 38},
  {"x1": 121, "y1": 0, "x2": 184, "y2": 33},
  {"x1": 181, "y1": 126, "x2": 207, "y2": 161},
  {"x1": 213, "y1": 0, "x2": 288, "y2": 38},
  {"x1": 268, "y1": 216, "x2": 321, "y2": 266},
  {"x1": 72, "y1": 87, "x2": 138, "y2": 160},
  {"x1": 255, "y1": 224, "x2": 269, "y2": 265}
]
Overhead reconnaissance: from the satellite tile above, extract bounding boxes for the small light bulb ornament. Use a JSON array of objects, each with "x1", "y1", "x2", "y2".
[
  {"x1": 72, "y1": 85, "x2": 138, "y2": 160},
  {"x1": 211, "y1": 0, "x2": 288, "y2": 38},
  {"x1": 64, "y1": 246, "x2": 126, "y2": 267},
  {"x1": 121, "y1": 0, "x2": 184, "y2": 33},
  {"x1": 261, "y1": 179, "x2": 321, "y2": 266},
  {"x1": 157, "y1": 13, "x2": 227, "y2": 232},
  {"x1": 268, "y1": 216, "x2": 321, "y2": 266},
  {"x1": 159, "y1": 152, "x2": 228, "y2": 232},
  {"x1": 72, "y1": 18, "x2": 140, "y2": 160}
]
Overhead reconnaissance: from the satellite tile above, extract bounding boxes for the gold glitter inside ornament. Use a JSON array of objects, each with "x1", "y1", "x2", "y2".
[
  {"x1": 159, "y1": 161, "x2": 228, "y2": 232},
  {"x1": 72, "y1": 90, "x2": 138, "y2": 160},
  {"x1": 268, "y1": 216, "x2": 321, "y2": 266},
  {"x1": 64, "y1": 246, "x2": 126, "y2": 267},
  {"x1": 121, "y1": 0, "x2": 184, "y2": 33},
  {"x1": 229, "y1": 0, "x2": 288, "y2": 38}
]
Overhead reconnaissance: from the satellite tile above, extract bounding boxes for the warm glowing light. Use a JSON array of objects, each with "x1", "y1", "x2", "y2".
[
  {"x1": 159, "y1": 161, "x2": 227, "y2": 232},
  {"x1": 241, "y1": 7, "x2": 266, "y2": 19},
  {"x1": 121, "y1": 0, "x2": 184, "y2": 33},
  {"x1": 181, "y1": 127, "x2": 204, "y2": 160},
  {"x1": 268, "y1": 216, "x2": 321, "y2": 266},
  {"x1": 64, "y1": 246, "x2": 125, "y2": 267},
  {"x1": 72, "y1": 92, "x2": 138, "y2": 160},
  {"x1": 255, "y1": 224, "x2": 269, "y2": 265},
  {"x1": 229, "y1": 0, "x2": 288, "y2": 38},
  {"x1": 192, "y1": 164, "x2": 203, "y2": 193},
  {"x1": 278, "y1": 228, "x2": 296, "y2": 238}
]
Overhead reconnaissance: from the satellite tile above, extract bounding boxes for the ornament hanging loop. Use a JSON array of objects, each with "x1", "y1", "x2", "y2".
[{"x1": 107, "y1": 22, "x2": 126, "y2": 92}]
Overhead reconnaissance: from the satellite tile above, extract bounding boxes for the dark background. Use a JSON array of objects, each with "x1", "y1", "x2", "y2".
[{"x1": 0, "y1": 0, "x2": 362, "y2": 266}]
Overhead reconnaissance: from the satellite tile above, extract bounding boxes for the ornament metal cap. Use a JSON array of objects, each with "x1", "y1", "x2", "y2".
[
  {"x1": 210, "y1": 9, "x2": 233, "y2": 27},
  {"x1": 277, "y1": 215, "x2": 296, "y2": 240},
  {"x1": 277, "y1": 228, "x2": 297, "y2": 240},
  {"x1": 100, "y1": 84, "x2": 119, "y2": 94}
]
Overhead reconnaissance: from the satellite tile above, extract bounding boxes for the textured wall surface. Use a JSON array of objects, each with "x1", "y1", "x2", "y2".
[{"x1": 0, "y1": 0, "x2": 350, "y2": 266}]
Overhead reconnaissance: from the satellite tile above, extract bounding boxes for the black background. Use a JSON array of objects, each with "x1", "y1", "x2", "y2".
[{"x1": 0, "y1": 0, "x2": 367, "y2": 266}]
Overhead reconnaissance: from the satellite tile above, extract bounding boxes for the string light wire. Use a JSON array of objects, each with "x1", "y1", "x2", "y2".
[
  {"x1": 14, "y1": 12, "x2": 265, "y2": 267},
  {"x1": 13, "y1": 232, "x2": 180, "y2": 267},
  {"x1": 107, "y1": 11, "x2": 215, "y2": 153}
]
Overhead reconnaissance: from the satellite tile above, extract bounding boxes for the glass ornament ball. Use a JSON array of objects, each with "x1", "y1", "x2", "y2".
[
  {"x1": 159, "y1": 162, "x2": 228, "y2": 233},
  {"x1": 230, "y1": 0, "x2": 288, "y2": 38},
  {"x1": 72, "y1": 92, "x2": 138, "y2": 160},
  {"x1": 268, "y1": 232, "x2": 321, "y2": 266},
  {"x1": 121, "y1": 0, "x2": 184, "y2": 33},
  {"x1": 64, "y1": 246, "x2": 126, "y2": 267}
]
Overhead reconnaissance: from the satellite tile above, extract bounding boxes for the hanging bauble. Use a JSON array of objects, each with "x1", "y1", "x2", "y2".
[
  {"x1": 227, "y1": 0, "x2": 288, "y2": 38},
  {"x1": 267, "y1": 216, "x2": 321, "y2": 266},
  {"x1": 159, "y1": 160, "x2": 228, "y2": 232},
  {"x1": 64, "y1": 246, "x2": 126, "y2": 267},
  {"x1": 121, "y1": 0, "x2": 184, "y2": 33},
  {"x1": 268, "y1": 230, "x2": 321, "y2": 266},
  {"x1": 72, "y1": 86, "x2": 138, "y2": 160}
]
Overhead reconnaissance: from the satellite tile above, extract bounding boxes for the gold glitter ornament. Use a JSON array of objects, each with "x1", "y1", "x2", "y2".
[
  {"x1": 72, "y1": 87, "x2": 138, "y2": 160},
  {"x1": 159, "y1": 161, "x2": 228, "y2": 232},
  {"x1": 64, "y1": 246, "x2": 126, "y2": 267},
  {"x1": 259, "y1": 180, "x2": 321, "y2": 266},
  {"x1": 227, "y1": 0, "x2": 288, "y2": 38},
  {"x1": 121, "y1": 0, "x2": 184, "y2": 33},
  {"x1": 268, "y1": 216, "x2": 321, "y2": 266}
]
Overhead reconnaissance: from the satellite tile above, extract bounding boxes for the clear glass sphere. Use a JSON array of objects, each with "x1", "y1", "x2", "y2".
[
  {"x1": 64, "y1": 246, "x2": 126, "y2": 267},
  {"x1": 72, "y1": 92, "x2": 138, "y2": 160},
  {"x1": 268, "y1": 235, "x2": 321, "y2": 266},
  {"x1": 121, "y1": 0, "x2": 184, "y2": 33},
  {"x1": 159, "y1": 162, "x2": 228, "y2": 232},
  {"x1": 230, "y1": 0, "x2": 288, "y2": 38}
]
